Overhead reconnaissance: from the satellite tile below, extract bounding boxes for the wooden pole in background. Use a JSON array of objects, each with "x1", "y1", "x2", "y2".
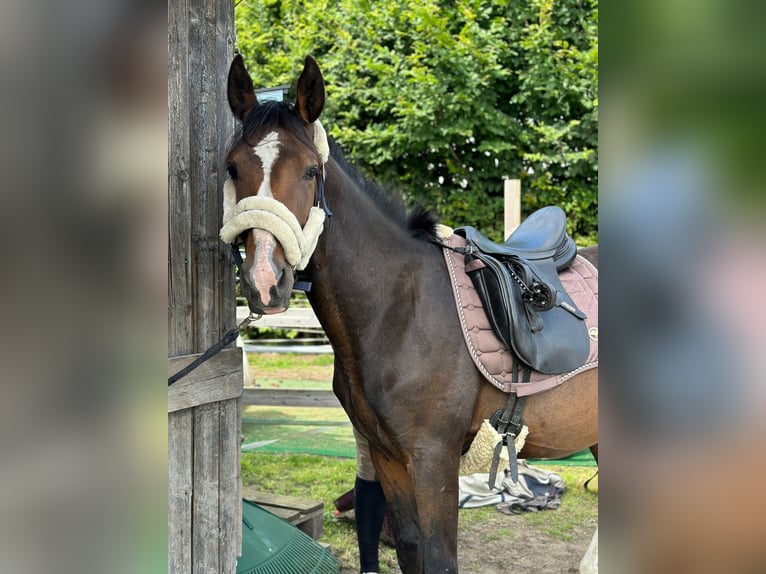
[{"x1": 504, "y1": 178, "x2": 521, "y2": 240}]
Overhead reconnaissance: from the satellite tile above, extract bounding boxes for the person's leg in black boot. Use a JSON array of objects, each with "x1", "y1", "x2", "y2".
[
  {"x1": 353, "y1": 428, "x2": 388, "y2": 574},
  {"x1": 355, "y1": 475, "x2": 387, "y2": 574}
]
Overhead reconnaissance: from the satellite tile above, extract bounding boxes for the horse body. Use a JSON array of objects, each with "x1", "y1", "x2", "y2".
[
  {"x1": 223, "y1": 54, "x2": 597, "y2": 573},
  {"x1": 303, "y1": 162, "x2": 484, "y2": 569}
]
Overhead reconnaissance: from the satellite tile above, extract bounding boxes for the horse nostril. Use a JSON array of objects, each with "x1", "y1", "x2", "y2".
[{"x1": 276, "y1": 266, "x2": 293, "y2": 293}]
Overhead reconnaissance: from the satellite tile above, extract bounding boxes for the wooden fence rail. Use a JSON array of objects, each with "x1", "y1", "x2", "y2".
[{"x1": 242, "y1": 387, "x2": 341, "y2": 408}]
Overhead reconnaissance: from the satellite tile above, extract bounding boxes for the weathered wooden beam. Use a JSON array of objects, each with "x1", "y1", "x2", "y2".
[
  {"x1": 168, "y1": 348, "x2": 244, "y2": 412},
  {"x1": 168, "y1": 409, "x2": 193, "y2": 574},
  {"x1": 242, "y1": 487, "x2": 325, "y2": 540},
  {"x1": 237, "y1": 305, "x2": 323, "y2": 329},
  {"x1": 504, "y1": 178, "x2": 521, "y2": 240},
  {"x1": 241, "y1": 387, "x2": 341, "y2": 408}
]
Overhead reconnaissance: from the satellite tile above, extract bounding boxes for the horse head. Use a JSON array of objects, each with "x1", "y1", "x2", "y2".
[{"x1": 221, "y1": 54, "x2": 329, "y2": 314}]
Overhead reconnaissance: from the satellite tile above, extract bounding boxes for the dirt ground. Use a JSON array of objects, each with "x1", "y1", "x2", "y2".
[
  {"x1": 455, "y1": 512, "x2": 596, "y2": 573},
  {"x1": 338, "y1": 510, "x2": 597, "y2": 574}
]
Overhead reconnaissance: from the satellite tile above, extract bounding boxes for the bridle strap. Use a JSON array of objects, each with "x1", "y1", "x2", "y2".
[{"x1": 315, "y1": 165, "x2": 332, "y2": 216}]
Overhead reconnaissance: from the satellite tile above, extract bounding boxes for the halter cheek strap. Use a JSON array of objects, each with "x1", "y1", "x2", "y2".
[{"x1": 313, "y1": 119, "x2": 332, "y2": 216}]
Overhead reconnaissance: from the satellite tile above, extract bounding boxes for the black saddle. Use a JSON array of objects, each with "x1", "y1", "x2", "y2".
[
  {"x1": 455, "y1": 207, "x2": 589, "y2": 374},
  {"x1": 457, "y1": 206, "x2": 576, "y2": 271}
]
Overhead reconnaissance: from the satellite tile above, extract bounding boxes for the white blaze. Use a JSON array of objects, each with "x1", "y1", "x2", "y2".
[{"x1": 252, "y1": 131, "x2": 280, "y2": 198}]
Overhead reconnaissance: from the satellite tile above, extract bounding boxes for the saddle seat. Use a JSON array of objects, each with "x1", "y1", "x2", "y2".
[{"x1": 456, "y1": 206, "x2": 576, "y2": 271}]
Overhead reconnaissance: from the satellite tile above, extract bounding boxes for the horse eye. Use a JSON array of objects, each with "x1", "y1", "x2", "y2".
[
  {"x1": 303, "y1": 165, "x2": 319, "y2": 180},
  {"x1": 227, "y1": 164, "x2": 238, "y2": 180}
]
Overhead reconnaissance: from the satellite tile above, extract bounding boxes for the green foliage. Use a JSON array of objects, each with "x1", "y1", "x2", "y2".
[{"x1": 235, "y1": 0, "x2": 598, "y2": 243}]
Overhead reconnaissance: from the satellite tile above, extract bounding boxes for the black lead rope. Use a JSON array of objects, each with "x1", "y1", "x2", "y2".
[
  {"x1": 168, "y1": 327, "x2": 241, "y2": 386},
  {"x1": 169, "y1": 244, "x2": 251, "y2": 387}
]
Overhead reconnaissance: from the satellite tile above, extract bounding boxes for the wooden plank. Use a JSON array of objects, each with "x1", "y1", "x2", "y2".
[
  {"x1": 168, "y1": 0, "x2": 193, "y2": 358},
  {"x1": 168, "y1": 409, "x2": 193, "y2": 574},
  {"x1": 242, "y1": 489, "x2": 324, "y2": 514},
  {"x1": 237, "y1": 305, "x2": 322, "y2": 329},
  {"x1": 168, "y1": 0, "x2": 193, "y2": 569},
  {"x1": 257, "y1": 504, "x2": 301, "y2": 522},
  {"x1": 241, "y1": 388, "x2": 342, "y2": 408},
  {"x1": 242, "y1": 487, "x2": 325, "y2": 540},
  {"x1": 189, "y1": 0, "x2": 230, "y2": 353},
  {"x1": 504, "y1": 178, "x2": 521, "y2": 240},
  {"x1": 168, "y1": 348, "x2": 243, "y2": 412},
  {"x1": 219, "y1": 397, "x2": 241, "y2": 572},
  {"x1": 192, "y1": 402, "x2": 221, "y2": 574}
]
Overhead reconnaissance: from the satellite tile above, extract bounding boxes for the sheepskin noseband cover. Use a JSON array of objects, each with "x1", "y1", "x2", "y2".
[
  {"x1": 219, "y1": 183, "x2": 325, "y2": 270},
  {"x1": 218, "y1": 121, "x2": 329, "y2": 270}
]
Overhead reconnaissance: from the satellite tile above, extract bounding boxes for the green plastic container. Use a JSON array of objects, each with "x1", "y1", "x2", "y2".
[{"x1": 237, "y1": 499, "x2": 341, "y2": 574}]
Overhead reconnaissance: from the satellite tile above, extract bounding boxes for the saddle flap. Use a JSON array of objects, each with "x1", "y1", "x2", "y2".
[{"x1": 465, "y1": 251, "x2": 589, "y2": 374}]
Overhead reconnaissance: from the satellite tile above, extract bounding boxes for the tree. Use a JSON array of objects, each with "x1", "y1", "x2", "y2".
[{"x1": 235, "y1": 0, "x2": 598, "y2": 243}]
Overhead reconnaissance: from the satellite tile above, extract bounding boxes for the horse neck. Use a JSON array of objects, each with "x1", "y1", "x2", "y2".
[{"x1": 306, "y1": 158, "x2": 435, "y2": 342}]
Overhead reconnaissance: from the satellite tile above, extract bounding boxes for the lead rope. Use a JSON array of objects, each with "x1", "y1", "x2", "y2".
[{"x1": 168, "y1": 245, "x2": 260, "y2": 387}]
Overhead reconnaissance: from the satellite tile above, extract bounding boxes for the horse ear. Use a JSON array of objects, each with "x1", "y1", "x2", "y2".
[
  {"x1": 227, "y1": 54, "x2": 258, "y2": 121},
  {"x1": 295, "y1": 55, "x2": 325, "y2": 124}
]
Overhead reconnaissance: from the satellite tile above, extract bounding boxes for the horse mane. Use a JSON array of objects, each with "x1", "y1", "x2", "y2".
[
  {"x1": 327, "y1": 138, "x2": 440, "y2": 242},
  {"x1": 229, "y1": 100, "x2": 439, "y2": 242}
]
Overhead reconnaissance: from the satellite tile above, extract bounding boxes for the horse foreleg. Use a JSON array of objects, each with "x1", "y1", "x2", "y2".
[
  {"x1": 370, "y1": 449, "x2": 423, "y2": 573},
  {"x1": 375, "y1": 448, "x2": 460, "y2": 573},
  {"x1": 407, "y1": 452, "x2": 460, "y2": 574}
]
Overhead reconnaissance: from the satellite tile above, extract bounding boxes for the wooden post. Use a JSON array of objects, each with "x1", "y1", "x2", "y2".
[
  {"x1": 168, "y1": 0, "x2": 240, "y2": 572},
  {"x1": 504, "y1": 179, "x2": 521, "y2": 240}
]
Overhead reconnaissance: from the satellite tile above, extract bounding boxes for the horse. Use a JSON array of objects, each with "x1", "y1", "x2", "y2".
[{"x1": 222, "y1": 54, "x2": 598, "y2": 573}]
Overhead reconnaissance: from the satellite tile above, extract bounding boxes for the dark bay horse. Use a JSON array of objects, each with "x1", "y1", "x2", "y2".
[{"x1": 223, "y1": 54, "x2": 597, "y2": 573}]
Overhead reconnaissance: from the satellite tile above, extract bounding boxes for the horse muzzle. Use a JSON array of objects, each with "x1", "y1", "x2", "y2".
[{"x1": 241, "y1": 229, "x2": 294, "y2": 314}]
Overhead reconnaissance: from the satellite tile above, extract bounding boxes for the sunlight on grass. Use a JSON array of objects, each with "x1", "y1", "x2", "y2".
[
  {"x1": 247, "y1": 352, "x2": 334, "y2": 369},
  {"x1": 516, "y1": 466, "x2": 598, "y2": 541},
  {"x1": 242, "y1": 405, "x2": 350, "y2": 423},
  {"x1": 254, "y1": 377, "x2": 332, "y2": 389}
]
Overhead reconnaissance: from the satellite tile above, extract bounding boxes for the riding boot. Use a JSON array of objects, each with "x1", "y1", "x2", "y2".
[{"x1": 354, "y1": 475, "x2": 387, "y2": 574}]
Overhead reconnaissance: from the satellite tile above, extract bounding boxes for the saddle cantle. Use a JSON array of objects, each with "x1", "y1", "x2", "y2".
[{"x1": 455, "y1": 207, "x2": 589, "y2": 374}]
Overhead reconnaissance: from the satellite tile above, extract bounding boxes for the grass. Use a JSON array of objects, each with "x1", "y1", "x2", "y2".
[
  {"x1": 243, "y1": 452, "x2": 598, "y2": 572},
  {"x1": 247, "y1": 352, "x2": 334, "y2": 370},
  {"x1": 246, "y1": 352, "x2": 334, "y2": 389},
  {"x1": 255, "y1": 378, "x2": 331, "y2": 389},
  {"x1": 241, "y1": 452, "x2": 395, "y2": 570}
]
